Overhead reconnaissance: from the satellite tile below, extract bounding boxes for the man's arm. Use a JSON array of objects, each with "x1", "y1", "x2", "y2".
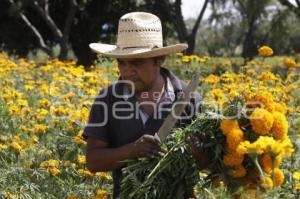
[
  {"x1": 86, "y1": 137, "x2": 132, "y2": 172},
  {"x1": 86, "y1": 134, "x2": 165, "y2": 172}
]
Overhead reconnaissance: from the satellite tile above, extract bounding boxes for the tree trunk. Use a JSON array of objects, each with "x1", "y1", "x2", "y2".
[
  {"x1": 242, "y1": 19, "x2": 257, "y2": 61},
  {"x1": 186, "y1": 0, "x2": 209, "y2": 54}
]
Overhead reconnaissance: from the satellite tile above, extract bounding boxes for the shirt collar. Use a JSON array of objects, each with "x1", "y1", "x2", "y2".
[{"x1": 122, "y1": 76, "x2": 175, "y2": 102}]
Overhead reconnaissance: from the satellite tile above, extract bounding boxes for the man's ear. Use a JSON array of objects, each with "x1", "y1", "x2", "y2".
[
  {"x1": 160, "y1": 56, "x2": 166, "y2": 65},
  {"x1": 155, "y1": 56, "x2": 166, "y2": 66}
]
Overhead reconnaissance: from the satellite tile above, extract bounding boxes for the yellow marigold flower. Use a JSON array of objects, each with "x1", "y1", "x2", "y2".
[
  {"x1": 284, "y1": 58, "x2": 296, "y2": 68},
  {"x1": 269, "y1": 141, "x2": 282, "y2": 155},
  {"x1": 66, "y1": 92, "x2": 76, "y2": 100},
  {"x1": 274, "y1": 103, "x2": 287, "y2": 114},
  {"x1": 95, "y1": 172, "x2": 112, "y2": 180},
  {"x1": 293, "y1": 172, "x2": 300, "y2": 180},
  {"x1": 236, "y1": 141, "x2": 249, "y2": 155},
  {"x1": 38, "y1": 98, "x2": 51, "y2": 108},
  {"x1": 223, "y1": 151, "x2": 244, "y2": 166},
  {"x1": 0, "y1": 144, "x2": 8, "y2": 150},
  {"x1": 226, "y1": 128, "x2": 244, "y2": 150},
  {"x1": 182, "y1": 56, "x2": 190, "y2": 63},
  {"x1": 74, "y1": 130, "x2": 86, "y2": 145},
  {"x1": 53, "y1": 105, "x2": 69, "y2": 116},
  {"x1": 33, "y1": 124, "x2": 48, "y2": 134},
  {"x1": 228, "y1": 90, "x2": 239, "y2": 99},
  {"x1": 211, "y1": 88, "x2": 225, "y2": 101},
  {"x1": 237, "y1": 137, "x2": 274, "y2": 155},
  {"x1": 47, "y1": 167, "x2": 61, "y2": 176},
  {"x1": 8, "y1": 105, "x2": 20, "y2": 115},
  {"x1": 229, "y1": 165, "x2": 246, "y2": 178},
  {"x1": 40, "y1": 159, "x2": 59, "y2": 168},
  {"x1": 203, "y1": 74, "x2": 220, "y2": 84},
  {"x1": 77, "y1": 169, "x2": 94, "y2": 177},
  {"x1": 77, "y1": 155, "x2": 86, "y2": 164},
  {"x1": 258, "y1": 45, "x2": 273, "y2": 57},
  {"x1": 296, "y1": 183, "x2": 300, "y2": 190},
  {"x1": 279, "y1": 138, "x2": 294, "y2": 157},
  {"x1": 220, "y1": 119, "x2": 239, "y2": 135},
  {"x1": 74, "y1": 135, "x2": 86, "y2": 145},
  {"x1": 31, "y1": 135, "x2": 39, "y2": 143},
  {"x1": 35, "y1": 108, "x2": 49, "y2": 121},
  {"x1": 250, "y1": 108, "x2": 274, "y2": 135},
  {"x1": 96, "y1": 188, "x2": 108, "y2": 197},
  {"x1": 17, "y1": 99, "x2": 28, "y2": 107},
  {"x1": 63, "y1": 161, "x2": 71, "y2": 167},
  {"x1": 271, "y1": 112, "x2": 288, "y2": 140},
  {"x1": 10, "y1": 141, "x2": 22, "y2": 153},
  {"x1": 261, "y1": 176, "x2": 273, "y2": 189},
  {"x1": 24, "y1": 85, "x2": 34, "y2": 91}
]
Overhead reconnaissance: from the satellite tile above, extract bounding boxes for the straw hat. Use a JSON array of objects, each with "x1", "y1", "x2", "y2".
[{"x1": 89, "y1": 12, "x2": 188, "y2": 58}]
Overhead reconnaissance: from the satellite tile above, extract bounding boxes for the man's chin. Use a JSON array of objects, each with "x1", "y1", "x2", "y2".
[{"x1": 126, "y1": 82, "x2": 144, "y2": 94}]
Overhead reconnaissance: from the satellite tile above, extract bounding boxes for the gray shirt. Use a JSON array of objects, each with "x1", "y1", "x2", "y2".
[{"x1": 83, "y1": 67, "x2": 199, "y2": 198}]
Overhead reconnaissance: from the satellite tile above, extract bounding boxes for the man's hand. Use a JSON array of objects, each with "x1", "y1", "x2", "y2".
[
  {"x1": 186, "y1": 134, "x2": 210, "y2": 169},
  {"x1": 129, "y1": 134, "x2": 166, "y2": 158}
]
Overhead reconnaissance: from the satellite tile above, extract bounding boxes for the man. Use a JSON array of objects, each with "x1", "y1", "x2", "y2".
[{"x1": 83, "y1": 12, "x2": 207, "y2": 198}]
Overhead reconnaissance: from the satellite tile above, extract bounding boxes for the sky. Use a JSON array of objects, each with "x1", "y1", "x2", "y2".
[
  {"x1": 181, "y1": 0, "x2": 298, "y2": 20},
  {"x1": 181, "y1": 0, "x2": 210, "y2": 20}
]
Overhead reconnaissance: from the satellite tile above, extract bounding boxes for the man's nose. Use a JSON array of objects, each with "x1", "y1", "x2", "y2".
[{"x1": 122, "y1": 63, "x2": 136, "y2": 77}]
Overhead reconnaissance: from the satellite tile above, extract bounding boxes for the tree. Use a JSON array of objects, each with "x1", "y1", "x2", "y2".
[
  {"x1": 146, "y1": 0, "x2": 210, "y2": 55},
  {"x1": 278, "y1": 0, "x2": 300, "y2": 17},
  {"x1": 70, "y1": 0, "x2": 138, "y2": 66},
  {"x1": 233, "y1": 0, "x2": 274, "y2": 60},
  {"x1": 2, "y1": 0, "x2": 139, "y2": 65},
  {"x1": 5, "y1": 0, "x2": 79, "y2": 60}
]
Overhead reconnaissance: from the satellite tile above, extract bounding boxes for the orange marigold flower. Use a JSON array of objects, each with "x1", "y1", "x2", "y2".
[
  {"x1": 220, "y1": 119, "x2": 239, "y2": 135},
  {"x1": 260, "y1": 154, "x2": 282, "y2": 174},
  {"x1": 67, "y1": 195, "x2": 80, "y2": 199},
  {"x1": 47, "y1": 167, "x2": 61, "y2": 176},
  {"x1": 271, "y1": 112, "x2": 288, "y2": 140},
  {"x1": 223, "y1": 151, "x2": 244, "y2": 166},
  {"x1": 258, "y1": 45, "x2": 273, "y2": 57},
  {"x1": 284, "y1": 58, "x2": 296, "y2": 68},
  {"x1": 229, "y1": 165, "x2": 247, "y2": 178},
  {"x1": 250, "y1": 108, "x2": 274, "y2": 135},
  {"x1": 273, "y1": 168, "x2": 284, "y2": 187},
  {"x1": 250, "y1": 90, "x2": 275, "y2": 112},
  {"x1": 226, "y1": 128, "x2": 244, "y2": 151}
]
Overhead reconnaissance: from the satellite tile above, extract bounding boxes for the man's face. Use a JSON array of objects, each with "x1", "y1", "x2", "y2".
[{"x1": 117, "y1": 57, "x2": 162, "y2": 93}]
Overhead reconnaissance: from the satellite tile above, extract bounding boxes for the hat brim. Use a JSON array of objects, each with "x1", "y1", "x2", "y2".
[{"x1": 89, "y1": 43, "x2": 188, "y2": 58}]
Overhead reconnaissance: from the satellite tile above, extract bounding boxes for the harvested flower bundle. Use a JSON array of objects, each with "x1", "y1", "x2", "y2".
[{"x1": 120, "y1": 89, "x2": 295, "y2": 198}]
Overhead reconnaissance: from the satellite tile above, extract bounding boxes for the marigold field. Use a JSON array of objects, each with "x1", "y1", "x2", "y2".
[{"x1": 0, "y1": 50, "x2": 300, "y2": 199}]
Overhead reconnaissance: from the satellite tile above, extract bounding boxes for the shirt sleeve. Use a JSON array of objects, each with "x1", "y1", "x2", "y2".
[{"x1": 83, "y1": 88, "x2": 110, "y2": 142}]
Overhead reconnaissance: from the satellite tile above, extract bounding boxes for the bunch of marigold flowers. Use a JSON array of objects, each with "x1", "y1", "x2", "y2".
[
  {"x1": 119, "y1": 89, "x2": 294, "y2": 198},
  {"x1": 203, "y1": 89, "x2": 295, "y2": 198}
]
